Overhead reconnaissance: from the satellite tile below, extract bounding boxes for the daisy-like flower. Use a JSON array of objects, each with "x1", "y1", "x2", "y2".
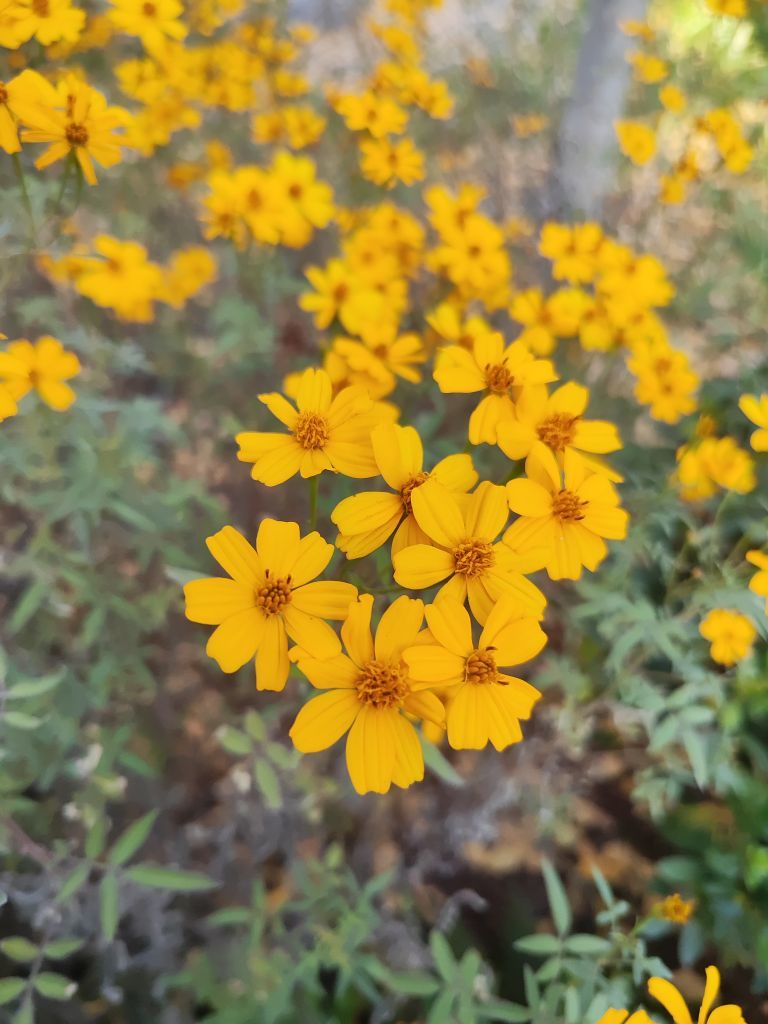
[
  {"x1": 358, "y1": 136, "x2": 425, "y2": 189},
  {"x1": 184, "y1": 522, "x2": 357, "y2": 692},
  {"x1": 394, "y1": 478, "x2": 546, "y2": 624},
  {"x1": 14, "y1": 71, "x2": 126, "y2": 185},
  {"x1": 298, "y1": 259, "x2": 378, "y2": 331},
  {"x1": 538, "y1": 222, "x2": 603, "y2": 284},
  {"x1": 403, "y1": 595, "x2": 545, "y2": 750},
  {"x1": 332, "y1": 328, "x2": 425, "y2": 392},
  {"x1": 738, "y1": 393, "x2": 768, "y2": 451},
  {"x1": 433, "y1": 333, "x2": 557, "y2": 445},
  {"x1": 496, "y1": 382, "x2": 622, "y2": 480},
  {"x1": 289, "y1": 595, "x2": 445, "y2": 795},
  {"x1": 108, "y1": 0, "x2": 187, "y2": 52},
  {"x1": 746, "y1": 549, "x2": 768, "y2": 613},
  {"x1": 699, "y1": 609, "x2": 756, "y2": 667},
  {"x1": 0, "y1": 336, "x2": 80, "y2": 411},
  {"x1": 236, "y1": 367, "x2": 380, "y2": 485},
  {"x1": 332, "y1": 421, "x2": 478, "y2": 558},
  {"x1": 426, "y1": 303, "x2": 495, "y2": 351},
  {"x1": 3, "y1": 0, "x2": 85, "y2": 46},
  {"x1": 505, "y1": 445, "x2": 629, "y2": 581},
  {"x1": 0, "y1": 75, "x2": 24, "y2": 154},
  {"x1": 647, "y1": 965, "x2": 746, "y2": 1024}
]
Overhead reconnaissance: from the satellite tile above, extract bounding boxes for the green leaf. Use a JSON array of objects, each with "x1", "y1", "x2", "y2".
[
  {"x1": 85, "y1": 818, "x2": 107, "y2": 859},
  {"x1": 421, "y1": 736, "x2": 464, "y2": 788},
  {"x1": 513, "y1": 934, "x2": 560, "y2": 956},
  {"x1": 563, "y1": 934, "x2": 612, "y2": 955},
  {"x1": 0, "y1": 938, "x2": 38, "y2": 963},
  {"x1": 682, "y1": 731, "x2": 709, "y2": 789},
  {"x1": 429, "y1": 931, "x2": 455, "y2": 980},
  {"x1": 32, "y1": 973, "x2": 76, "y2": 1001},
  {"x1": 125, "y1": 864, "x2": 218, "y2": 891},
  {"x1": 6, "y1": 675, "x2": 62, "y2": 701},
  {"x1": 8, "y1": 580, "x2": 48, "y2": 634},
  {"x1": 541, "y1": 859, "x2": 572, "y2": 937},
  {"x1": 254, "y1": 759, "x2": 281, "y2": 810},
  {"x1": 57, "y1": 864, "x2": 90, "y2": 904},
  {"x1": 205, "y1": 907, "x2": 251, "y2": 927},
  {"x1": 2, "y1": 712, "x2": 42, "y2": 731},
  {"x1": 100, "y1": 873, "x2": 120, "y2": 942},
  {"x1": 0, "y1": 979, "x2": 26, "y2": 1006},
  {"x1": 108, "y1": 810, "x2": 158, "y2": 867},
  {"x1": 426, "y1": 989, "x2": 454, "y2": 1024},
  {"x1": 477, "y1": 1000, "x2": 531, "y2": 1022},
  {"x1": 43, "y1": 938, "x2": 85, "y2": 960},
  {"x1": 12, "y1": 997, "x2": 34, "y2": 1024},
  {"x1": 244, "y1": 710, "x2": 266, "y2": 742},
  {"x1": 217, "y1": 727, "x2": 252, "y2": 757},
  {"x1": 387, "y1": 971, "x2": 441, "y2": 997}
]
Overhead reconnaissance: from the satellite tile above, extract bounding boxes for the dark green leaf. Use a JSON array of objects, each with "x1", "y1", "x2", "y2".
[
  {"x1": 126, "y1": 865, "x2": 218, "y2": 891},
  {"x1": 107, "y1": 810, "x2": 158, "y2": 867}
]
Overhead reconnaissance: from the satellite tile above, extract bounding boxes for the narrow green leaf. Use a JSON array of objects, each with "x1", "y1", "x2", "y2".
[
  {"x1": 426, "y1": 989, "x2": 454, "y2": 1024},
  {"x1": 12, "y1": 997, "x2": 34, "y2": 1024},
  {"x1": 43, "y1": 938, "x2": 85, "y2": 960},
  {"x1": 85, "y1": 818, "x2": 107, "y2": 859},
  {"x1": 57, "y1": 864, "x2": 90, "y2": 904},
  {"x1": 126, "y1": 864, "x2": 218, "y2": 891},
  {"x1": 108, "y1": 810, "x2": 158, "y2": 867},
  {"x1": 2, "y1": 712, "x2": 42, "y2": 731},
  {"x1": 32, "y1": 973, "x2": 76, "y2": 1001},
  {"x1": 0, "y1": 978, "x2": 26, "y2": 1006},
  {"x1": 217, "y1": 727, "x2": 252, "y2": 757},
  {"x1": 254, "y1": 759, "x2": 281, "y2": 810},
  {"x1": 513, "y1": 934, "x2": 560, "y2": 956},
  {"x1": 6, "y1": 675, "x2": 61, "y2": 701},
  {"x1": 0, "y1": 938, "x2": 38, "y2": 963},
  {"x1": 429, "y1": 931, "x2": 455, "y2": 980},
  {"x1": 387, "y1": 971, "x2": 441, "y2": 997},
  {"x1": 563, "y1": 934, "x2": 612, "y2": 955},
  {"x1": 205, "y1": 907, "x2": 251, "y2": 927},
  {"x1": 244, "y1": 710, "x2": 266, "y2": 742},
  {"x1": 541, "y1": 859, "x2": 572, "y2": 937},
  {"x1": 100, "y1": 873, "x2": 120, "y2": 942},
  {"x1": 421, "y1": 736, "x2": 465, "y2": 788},
  {"x1": 477, "y1": 999, "x2": 531, "y2": 1022}
]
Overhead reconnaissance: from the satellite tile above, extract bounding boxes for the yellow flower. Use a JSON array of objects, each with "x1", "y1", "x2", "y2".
[
  {"x1": 332, "y1": 422, "x2": 478, "y2": 559},
  {"x1": 619, "y1": 19, "x2": 655, "y2": 40},
  {"x1": 108, "y1": 0, "x2": 187, "y2": 52},
  {"x1": 674, "y1": 437, "x2": 755, "y2": 502},
  {"x1": 427, "y1": 212, "x2": 512, "y2": 304},
  {"x1": 648, "y1": 965, "x2": 746, "y2": 1024},
  {"x1": 0, "y1": 336, "x2": 80, "y2": 410},
  {"x1": 509, "y1": 287, "x2": 593, "y2": 355},
  {"x1": 656, "y1": 892, "x2": 696, "y2": 925},
  {"x1": 505, "y1": 446, "x2": 628, "y2": 581},
  {"x1": 496, "y1": 382, "x2": 622, "y2": 480},
  {"x1": 700, "y1": 609, "x2": 756, "y2": 667},
  {"x1": 159, "y1": 246, "x2": 217, "y2": 308},
  {"x1": 359, "y1": 136, "x2": 425, "y2": 188},
  {"x1": 615, "y1": 120, "x2": 656, "y2": 165},
  {"x1": 1, "y1": 0, "x2": 84, "y2": 47},
  {"x1": 236, "y1": 367, "x2": 380, "y2": 485},
  {"x1": 426, "y1": 303, "x2": 495, "y2": 351},
  {"x1": 394, "y1": 478, "x2": 546, "y2": 624},
  {"x1": 14, "y1": 70, "x2": 126, "y2": 185},
  {"x1": 706, "y1": 0, "x2": 746, "y2": 15},
  {"x1": 75, "y1": 235, "x2": 165, "y2": 322},
  {"x1": 0, "y1": 72, "x2": 31, "y2": 154},
  {"x1": 596, "y1": 1012, "x2": 654, "y2": 1024},
  {"x1": 627, "y1": 339, "x2": 699, "y2": 424},
  {"x1": 299, "y1": 259, "x2": 378, "y2": 331},
  {"x1": 332, "y1": 327, "x2": 425, "y2": 389},
  {"x1": 538, "y1": 222, "x2": 603, "y2": 284},
  {"x1": 184, "y1": 522, "x2": 357, "y2": 691},
  {"x1": 746, "y1": 550, "x2": 768, "y2": 613},
  {"x1": 403, "y1": 595, "x2": 544, "y2": 750},
  {"x1": 270, "y1": 150, "x2": 334, "y2": 246},
  {"x1": 334, "y1": 90, "x2": 408, "y2": 137},
  {"x1": 738, "y1": 393, "x2": 768, "y2": 451},
  {"x1": 660, "y1": 84, "x2": 687, "y2": 113},
  {"x1": 628, "y1": 51, "x2": 668, "y2": 84},
  {"x1": 289, "y1": 594, "x2": 445, "y2": 794},
  {"x1": 433, "y1": 333, "x2": 557, "y2": 445}
]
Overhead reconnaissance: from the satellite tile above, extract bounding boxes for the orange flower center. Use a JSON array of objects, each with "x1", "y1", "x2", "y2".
[
  {"x1": 536, "y1": 413, "x2": 577, "y2": 452},
  {"x1": 399, "y1": 471, "x2": 429, "y2": 515},
  {"x1": 293, "y1": 411, "x2": 330, "y2": 450},
  {"x1": 65, "y1": 122, "x2": 89, "y2": 147},
  {"x1": 453, "y1": 539, "x2": 495, "y2": 576},
  {"x1": 255, "y1": 571, "x2": 292, "y2": 615},
  {"x1": 32, "y1": 0, "x2": 49, "y2": 15},
  {"x1": 356, "y1": 659, "x2": 409, "y2": 709},
  {"x1": 484, "y1": 363, "x2": 514, "y2": 394},
  {"x1": 142, "y1": 1, "x2": 157, "y2": 14},
  {"x1": 551, "y1": 488, "x2": 587, "y2": 522},
  {"x1": 332, "y1": 282, "x2": 349, "y2": 302},
  {"x1": 288, "y1": 183, "x2": 303, "y2": 199},
  {"x1": 464, "y1": 648, "x2": 498, "y2": 685},
  {"x1": 0, "y1": 83, "x2": 8, "y2": 105}
]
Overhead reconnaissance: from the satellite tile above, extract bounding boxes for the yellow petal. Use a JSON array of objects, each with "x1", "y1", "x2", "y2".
[
  {"x1": 342, "y1": 594, "x2": 375, "y2": 667},
  {"x1": 497, "y1": 419, "x2": 536, "y2": 460},
  {"x1": 295, "y1": 366, "x2": 332, "y2": 413},
  {"x1": 390, "y1": 713, "x2": 424, "y2": 789},
  {"x1": 549, "y1": 381, "x2": 588, "y2": 417},
  {"x1": 469, "y1": 392, "x2": 514, "y2": 445},
  {"x1": 296, "y1": 653, "x2": 359, "y2": 690},
  {"x1": 464, "y1": 481, "x2": 508, "y2": 540},
  {"x1": 283, "y1": 605, "x2": 340, "y2": 658},
  {"x1": 431, "y1": 452, "x2": 478, "y2": 493},
  {"x1": 446, "y1": 683, "x2": 489, "y2": 749},
  {"x1": 572, "y1": 419, "x2": 622, "y2": 454},
  {"x1": 289, "y1": 530, "x2": 335, "y2": 586},
  {"x1": 249, "y1": 438, "x2": 304, "y2": 485},
  {"x1": 290, "y1": 689, "x2": 360, "y2": 752},
  {"x1": 184, "y1": 578, "x2": 255, "y2": 625},
  {"x1": 255, "y1": 615, "x2": 290, "y2": 691},
  {"x1": 206, "y1": 607, "x2": 267, "y2": 673},
  {"x1": 403, "y1": 689, "x2": 446, "y2": 726},
  {"x1": 402, "y1": 644, "x2": 464, "y2": 684},
  {"x1": 291, "y1": 581, "x2": 358, "y2": 619},
  {"x1": 482, "y1": 683, "x2": 526, "y2": 751},
  {"x1": 424, "y1": 597, "x2": 473, "y2": 656},
  {"x1": 411, "y1": 478, "x2": 465, "y2": 547},
  {"x1": 698, "y1": 966, "x2": 721, "y2": 1024},
  {"x1": 345, "y1": 705, "x2": 398, "y2": 794},
  {"x1": 394, "y1": 544, "x2": 454, "y2": 589},
  {"x1": 256, "y1": 519, "x2": 302, "y2": 578},
  {"x1": 37, "y1": 378, "x2": 76, "y2": 411},
  {"x1": 375, "y1": 595, "x2": 424, "y2": 660},
  {"x1": 206, "y1": 526, "x2": 264, "y2": 586},
  {"x1": 259, "y1": 392, "x2": 298, "y2": 428},
  {"x1": 372, "y1": 421, "x2": 423, "y2": 489},
  {"x1": 332, "y1": 491, "x2": 403, "y2": 536},
  {"x1": 483, "y1": 616, "x2": 547, "y2": 667},
  {"x1": 647, "y1": 977, "x2": 694, "y2": 1024}
]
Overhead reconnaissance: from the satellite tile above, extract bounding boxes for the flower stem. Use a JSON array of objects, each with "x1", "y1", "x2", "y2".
[
  {"x1": 308, "y1": 476, "x2": 319, "y2": 531},
  {"x1": 11, "y1": 152, "x2": 37, "y2": 245}
]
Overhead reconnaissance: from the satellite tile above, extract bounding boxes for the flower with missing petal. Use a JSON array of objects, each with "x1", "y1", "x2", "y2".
[
  {"x1": 236, "y1": 367, "x2": 381, "y2": 485},
  {"x1": 394, "y1": 478, "x2": 546, "y2": 624},
  {"x1": 332, "y1": 421, "x2": 477, "y2": 559},
  {"x1": 184, "y1": 522, "x2": 357, "y2": 691},
  {"x1": 289, "y1": 595, "x2": 445, "y2": 794},
  {"x1": 404, "y1": 595, "x2": 545, "y2": 750},
  {"x1": 648, "y1": 965, "x2": 746, "y2": 1024}
]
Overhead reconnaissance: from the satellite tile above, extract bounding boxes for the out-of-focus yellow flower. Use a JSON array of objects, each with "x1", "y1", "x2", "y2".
[
  {"x1": 0, "y1": 336, "x2": 80, "y2": 411},
  {"x1": 0, "y1": 0, "x2": 84, "y2": 48},
  {"x1": 334, "y1": 90, "x2": 408, "y2": 137},
  {"x1": 628, "y1": 51, "x2": 668, "y2": 84},
  {"x1": 738, "y1": 393, "x2": 768, "y2": 451},
  {"x1": 539, "y1": 222, "x2": 603, "y2": 284},
  {"x1": 359, "y1": 135, "x2": 425, "y2": 188},
  {"x1": 619, "y1": 19, "x2": 655, "y2": 41},
  {"x1": 674, "y1": 436, "x2": 755, "y2": 501},
  {"x1": 512, "y1": 113, "x2": 549, "y2": 137},
  {"x1": 426, "y1": 303, "x2": 495, "y2": 351},
  {"x1": 75, "y1": 235, "x2": 165, "y2": 322},
  {"x1": 747, "y1": 550, "x2": 768, "y2": 614},
  {"x1": 656, "y1": 893, "x2": 696, "y2": 925},
  {"x1": 707, "y1": 0, "x2": 747, "y2": 15},
  {"x1": 159, "y1": 246, "x2": 217, "y2": 308},
  {"x1": 108, "y1": 0, "x2": 186, "y2": 52},
  {"x1": 616, "y1": 120, "x2": 657, "y2": 165},
  {"x1": 659, "y1": 83, "x2": 687, "y2": 112},
  {"x1": 627, "y1": 339, "x2": 699, "y2": 424}
]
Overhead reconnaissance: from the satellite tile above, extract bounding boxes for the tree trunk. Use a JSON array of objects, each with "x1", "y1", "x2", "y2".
[{"x1": 548, "y1": 0, "x2": 650, "y2": 220}]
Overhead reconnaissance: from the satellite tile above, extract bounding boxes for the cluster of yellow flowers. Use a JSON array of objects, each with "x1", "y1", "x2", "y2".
[
  {"x1": 616, "y1": 16, "x2": 754, "y2": 203},
  {"x1": 596, "y1": 964, "x2": 746, "y2": 1024},
  {"x1": 41, "y1": 236, "x2": 217, "y2": 322}
]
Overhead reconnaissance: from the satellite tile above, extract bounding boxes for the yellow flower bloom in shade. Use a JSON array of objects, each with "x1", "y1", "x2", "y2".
[
  {"x1": 359, "y1": 136, "x2": 425, "y2": 188},
  {"x1": 628, "y1": 51, "x2": 668, "y2": 84},
  {"x1": 0, "y1": 336, "x2": 80, "y2": 411},
  {"x1": 74, "y1": 235, "x2": 165, "y2": 322},
  {"x1": 615, "y1": 120, "x2": 656, "y2": 166},
  {"x1": 738, "y1": 393, "x2": 768, "y2": 451},
  {"x1": 433, "y1": 334, "x2": 557, "y2": 445},
  {"x1": 426, "y1": 303, "x2": 495, "y2": 351},
  {"x1": 332, "y1": 422, "x2": 478, "y2": 559},
  {"x1": 627, "y1": 339, "x2": 699, "y2": 424},
  {"x1": 2, "y1": 0, "x2": 85, "y2": 47},
  {"x1": 660, "y1": 84, "x2": 687, "y2": 113},
  {"x1": 14, "y1": 71, "x2": 126, "y2": 185},
  {"x1": 538, "y1": 222, "x2": 603, "y2": 284},
  {"x1": 403, "y1": 595, "x2": 545, "y2": 750},
  {"x1": 108, "y1": 0, "x2": 187, "y2": 52},
  {"x1": 184, "y1": 522, "x2": 357, "y2": 691},
  {"x1": 746, "y1": 550, "x2": 768, "y2": 613},
  {"x1": 655, "y1": 892, "x2": 696, "y2": 925},
  {"x1": 289, "y1": 594, "x2": 445, "y2": 795},
  {"x1": 699, "y1": 609, "x2": 756, "y2": 667},
  {"x1": 332, "y1": 327, "x2": 425, "y2": 390},
  {"x1": 159, "y1": 246, "x2": 217, "y2": 308},
  {"x1": 236, "y1": 367, "x2": 380, "y2": 485},
  {"x1": 505, "y1": 446, "x2": 629, "y2": 581},
  {"x1": 299, "y1": 259, "x2": 378, "y2": 331},
  {"x1": 394, "y1": 479, "x2": 546, "y2": 624},
  {"x1": 334, "y1": 90, "x2": 408, "y2": 137},
  {"x1": 649, "y1": 965, "x2": 746, "y2": 1024},
  {"x1": 674, "y1": 437, "x2": 755, "y2": 502},
  {"x1": 496, "y1": 383, "x2": 622, "y2": 480}
]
